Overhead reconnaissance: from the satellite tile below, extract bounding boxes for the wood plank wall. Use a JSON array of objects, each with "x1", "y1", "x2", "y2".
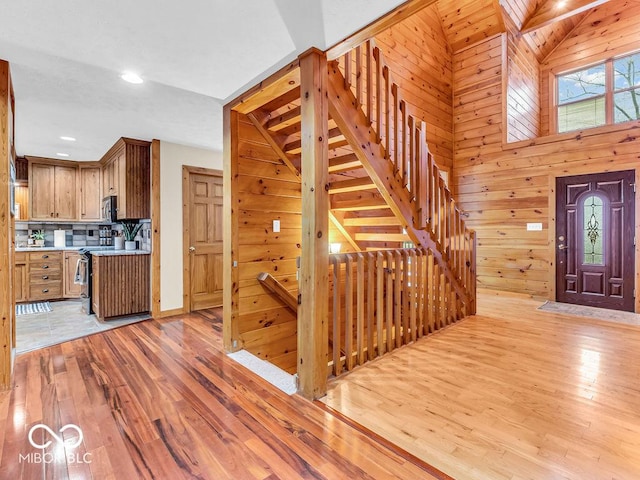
[
  {"x1": 506, "y1": 34, "x2": 540, "y2": 142},
  {"x1": 452, "y1": 4, "x2": 640, "y2": 298},
  {"x1": 453, "y1": 35, "x2": 504, "y2": 162},
  {"x1": 236, "y1": 114, "x2": 301, "y2": 373},
  {"x1": 375, "y1": 3, "x2": 454, "y2": 169},
  {"x1": 540, "y1": 1, "x2": 640, "y2": 136}
]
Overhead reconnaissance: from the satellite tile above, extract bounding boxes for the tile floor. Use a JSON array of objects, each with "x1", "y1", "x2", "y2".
[{"x1": 16, "y1": 299, "x2": 150, "y2": 354}]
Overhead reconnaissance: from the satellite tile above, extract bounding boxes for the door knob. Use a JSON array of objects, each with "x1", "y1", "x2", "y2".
[
  {"x1": 558, "y1": 244, "x2": 568, "y2": 250},
  {"x1": 189, "y1": 246, "x2": 196, "y2": 252}
]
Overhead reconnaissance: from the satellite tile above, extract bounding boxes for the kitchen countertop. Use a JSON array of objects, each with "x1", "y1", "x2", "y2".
[
  {"x1": 16, "y1": 247, "x2": 150, "y2": 255},
  {"x1": 16, "y1": 246, "x2": 94, "y2": 252},
  {"x1": 91, "y1": 249, "x2": 150, "y2": 256}
]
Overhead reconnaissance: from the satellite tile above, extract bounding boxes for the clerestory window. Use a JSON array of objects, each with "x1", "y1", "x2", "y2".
[{"x1": 556, "y1": 52, "x2": 640, "y2": 133}]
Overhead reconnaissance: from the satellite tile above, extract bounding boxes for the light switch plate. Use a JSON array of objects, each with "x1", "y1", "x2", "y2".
[
  {"x1": 273, "y1": 220, "x2": 280, "y2": 232},
  {"x1": 527, "y1": 223, "x2": 543, "y2": 231}
]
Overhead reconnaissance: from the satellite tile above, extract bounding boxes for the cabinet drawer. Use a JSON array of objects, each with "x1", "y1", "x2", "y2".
[
  {"x1": 28, "y1": 251, "x2": 62, "y2": 262},
  {"x1": 29, "y1": 263, "x2": 62, "y2": 274},
  {"x1": 29, "y1": 283, "x2": 62, "y2": 300},
  {"x1": 15, "y1": 251, "x2": 27, "y2": 263},
  {"x1": 29, "y1": 271, "x2": 62, "y2": 283}
]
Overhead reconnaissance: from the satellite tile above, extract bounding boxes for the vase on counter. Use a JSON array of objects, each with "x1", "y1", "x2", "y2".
[
  {"x1": 114, "y1": 236, "x2": 125, "y2": 250},
  {"x1": 124, "y1": 240, "x2": 136, "y2": 251},
  {"x1": 35, "y1": 239, "x2": 44, "y2": 247}
]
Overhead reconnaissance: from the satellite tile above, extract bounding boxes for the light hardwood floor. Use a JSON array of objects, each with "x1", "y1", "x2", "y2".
[
  {"x1": 0, "y1": 309, "x2": 443, "y2": 479},
  {"x1": 322, "y1": 289, "x2": 640, "y2": 479}
]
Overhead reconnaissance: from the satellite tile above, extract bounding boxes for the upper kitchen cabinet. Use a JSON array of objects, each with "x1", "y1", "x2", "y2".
[
  {"x1": 100, "y1": 138, "x2": 151, "y2": 220},
  {"x1": 79, "y1": 164, "x2": 102, "y2": 220},
  {"x1": 29, "y1": 160, "x2": 77, "y2": 220}
]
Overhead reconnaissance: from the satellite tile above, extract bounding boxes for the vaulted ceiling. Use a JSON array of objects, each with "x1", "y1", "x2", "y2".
[{"x1": 0, "y1": 0, "x2": 615, "y2": 160}]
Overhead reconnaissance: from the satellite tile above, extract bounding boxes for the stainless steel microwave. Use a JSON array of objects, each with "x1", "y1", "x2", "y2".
[{"x1": 103, "y1": 195, "x2": 117, "y2": 222}]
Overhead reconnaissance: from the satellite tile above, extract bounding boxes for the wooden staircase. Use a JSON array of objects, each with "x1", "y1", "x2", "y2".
[
  {"x1": 248, "y1": 94, "x2": 413, "y2": 252},
  {"x1": 244, "y1": 38, "x2": 476, "y2": 316}
]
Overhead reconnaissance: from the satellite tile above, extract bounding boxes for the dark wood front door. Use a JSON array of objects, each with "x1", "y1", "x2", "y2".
[{"x1": 556, "y1": 170, "x2": 635, "y2": 311}]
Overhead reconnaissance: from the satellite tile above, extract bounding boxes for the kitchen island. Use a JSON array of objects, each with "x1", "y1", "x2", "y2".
[{"x1": 91, "y1": 251, "x2": 150, "y2": 321}]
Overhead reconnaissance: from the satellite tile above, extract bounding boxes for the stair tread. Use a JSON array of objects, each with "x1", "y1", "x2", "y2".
[
  {"x1": 331, "y1": 197, "x2": 389, "y2": 211},
  {"x1": 329, "y1": 154, "x2": 362, "y2": 173},
  {"x1": 266, "y1": 106, "x2": 301, "y2": 132},
  {"x1": 284, "y1": 127, "x2": 344, "y2": 154},
  {"x1": 329, "y1": 177, "x2": 376, "y2": 194},
  {"x1": 343, "y1": 216, "x2": 401, "y2": 227},
  {"x1": 354, "y1": 233, "x2": 410, "y2": 242}
]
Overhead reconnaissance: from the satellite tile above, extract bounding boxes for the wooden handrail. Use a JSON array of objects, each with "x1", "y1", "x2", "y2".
[
  {"x1": 334, "y1": 38, "x2": 476, "y2": 308},
  {"x1": 257, "y1": 273, "x2": 298, "y2": 313}
]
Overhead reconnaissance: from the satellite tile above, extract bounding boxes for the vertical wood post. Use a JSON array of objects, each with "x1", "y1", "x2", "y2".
[
  {"x1": 298, "y1": 49, "x2": 329, "y2": 400},
  {"x1": 223, "y1": 106, "x2": 241, "y2": 352},
  {"x1": 150, "y1": 139, "x2": 161, "y2": 319},
  {"x1": 0, "y1": 60, "x2": 15, "y2": 390}
]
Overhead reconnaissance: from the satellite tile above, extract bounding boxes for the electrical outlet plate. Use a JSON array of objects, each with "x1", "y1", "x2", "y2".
[
  {"x1": 273, "y1": 219, "x2": 280, "y2": 233},
  {"x1": 527, "y1": 223, "x2": 543, "y2": 231}
]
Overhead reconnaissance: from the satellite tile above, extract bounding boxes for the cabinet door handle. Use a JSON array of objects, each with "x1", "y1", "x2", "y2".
[
  {"x1": 42, "y1": 265, "x2": 49, "y2": 269},
  {"x1": 42, "y1": 275, "x2": 49, "y2": 280},
  {"x1": 42, "y1": 289, "x2": 49, "y2": 293},
  {"x1": 42, "y1": 254, "x2": 49, "y2": 259}
]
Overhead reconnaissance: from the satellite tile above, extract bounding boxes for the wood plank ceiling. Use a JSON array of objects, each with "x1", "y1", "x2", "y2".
[{"x1": 434, "y1": 0, "x2": 612, "y2": 60}]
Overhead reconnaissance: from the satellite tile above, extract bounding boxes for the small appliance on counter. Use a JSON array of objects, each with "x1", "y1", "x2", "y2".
[{"x1": 54, "y1": 229, "x2": 66, "y2": 248}]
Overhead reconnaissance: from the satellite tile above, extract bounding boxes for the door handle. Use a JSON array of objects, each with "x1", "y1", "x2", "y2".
[
  {"x1": 558, "y1": 244, "x2": 568, "y2": 250},
  {"x1": 189, "y1": 246, "x2": 196, "y2": 252}
]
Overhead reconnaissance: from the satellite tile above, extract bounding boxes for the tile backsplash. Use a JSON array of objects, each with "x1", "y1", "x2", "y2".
[{"x1": 16, "y1": 220, "x2": 152, "y2": 251}]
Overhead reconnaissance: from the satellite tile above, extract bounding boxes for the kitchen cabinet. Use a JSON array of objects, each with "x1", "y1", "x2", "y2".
[
  {"x1": 102, "y1": 151, "x2": 121, "y2": 197},
  {"x1": 63, "y1": 251, "x2": 83, "y2": 298},
  {"x1": 27, "y1": 251, "x2": 63, "y2": 301},
  {"x1": 100, "y1": 138, "x2": 151, "y2": 219},
  {"x1": 14, "y1": 252, "x2": 27, "y2": 303},
  {"x1": 92, "y1": 253, "x2": 150, "y2": 320},
  {"x1": 79, "y1": 165, "x2": 102, "y2": 220},
  {"x1": 29, "y1": 161, "x2": 77, "y2": 220}
]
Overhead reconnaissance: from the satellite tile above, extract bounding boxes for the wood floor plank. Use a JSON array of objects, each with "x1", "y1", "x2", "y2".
[
  {"x1": 323, "y1": 290, "x2": 640, "y2": 479},
  {"x1": 0, "y1": 310, "x2": 441, "y2": 479}
]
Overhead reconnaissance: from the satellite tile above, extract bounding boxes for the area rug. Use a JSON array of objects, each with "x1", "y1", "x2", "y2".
[
  {"x1": 16, "y1": 302, "x2": 52, "y2": 316},
  {"x1": 227, "y1": 350, "x2": 297, "y2": 395},
  {"x1": 538, "y1": 301, "x2": 640, "y2": 326}
]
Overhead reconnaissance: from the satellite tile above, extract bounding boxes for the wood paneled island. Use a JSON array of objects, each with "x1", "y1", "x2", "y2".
[{"x1": 91, "y1": 251, "x2": 150, "y2": 321}]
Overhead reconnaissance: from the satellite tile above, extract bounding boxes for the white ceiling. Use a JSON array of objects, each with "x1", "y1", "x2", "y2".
[{"x1": 0, "y1": 0, "x2": 405, "y2": 160}]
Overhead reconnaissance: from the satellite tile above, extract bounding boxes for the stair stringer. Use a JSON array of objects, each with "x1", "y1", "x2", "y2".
[{"x1": 327, "y1": 62, "x2": 470, "y2": 305}]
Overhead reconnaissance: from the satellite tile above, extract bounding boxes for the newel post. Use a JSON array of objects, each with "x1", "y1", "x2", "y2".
[{"x1": 298, "y1": 48, "x2": 329, "y2": 400}]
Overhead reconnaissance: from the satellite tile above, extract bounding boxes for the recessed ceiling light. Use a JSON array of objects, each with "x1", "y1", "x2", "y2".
[
  {"x1": 56, "y1": 153, "x2": 70, "y2": 157},
  {"x1": 557, "y1": 0, "x2": 567, "y2": 8},
  {"x1": 121, "y1": 72, "x2": 143, "y2": 84},
  {"x1": 60, "y1": 136, "x2": 76, "y2": 142}
]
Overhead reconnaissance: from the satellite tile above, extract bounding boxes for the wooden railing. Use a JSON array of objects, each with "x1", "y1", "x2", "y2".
[
  {"x1": 329, "y1": 247, "x2": 472, "y2": 377},
  {"x1": 257, "y1": 272, "x2": 298, "y2": 313},
  {"x1": 331, "y1": 40, "x2": 476, "y2": 304}
]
